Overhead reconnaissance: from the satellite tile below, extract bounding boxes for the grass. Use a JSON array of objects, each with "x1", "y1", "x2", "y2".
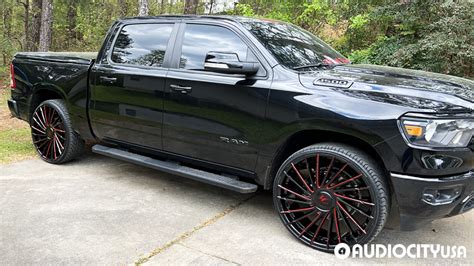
[
  {"x1": 0, "y1": 127, "x2": 36, "y2": 164},
  {"x1": 0, "y1": 74, "x2": 36, "y2": 164}
]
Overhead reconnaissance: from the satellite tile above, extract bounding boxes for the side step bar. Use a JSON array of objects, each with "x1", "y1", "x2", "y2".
[{"x1": 92, "y1": 144, "x2": 258, "y2": 194}]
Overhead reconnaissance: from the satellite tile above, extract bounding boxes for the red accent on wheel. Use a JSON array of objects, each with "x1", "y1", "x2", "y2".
[
  {"x1": 31, "y1": 104, "x2": 66, "y2": 161},
  {"x1": 276, "y1": 153, "x2": 375, "y2": 250}
]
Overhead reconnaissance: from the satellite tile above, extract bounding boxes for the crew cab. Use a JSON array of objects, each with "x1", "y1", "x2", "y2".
[{"x1": 7, "y1": 15, "x2": 473, "y2": 252}]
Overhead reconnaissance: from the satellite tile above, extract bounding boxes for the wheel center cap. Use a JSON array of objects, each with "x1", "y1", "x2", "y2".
[
  {"x1": 46, "y1": 127, "x2": 54, "y2": 139},
  {"x1": 312, "y1": 190, "x2": 335, "y2": 211}
]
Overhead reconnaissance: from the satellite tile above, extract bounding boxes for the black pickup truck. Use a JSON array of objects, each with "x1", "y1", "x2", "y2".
[{"x1": 7, "y1": 15, "x2": 473, "y2": 252}]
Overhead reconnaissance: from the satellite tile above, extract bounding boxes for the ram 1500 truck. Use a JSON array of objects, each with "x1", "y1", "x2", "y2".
[{"x1": 7, "y1": 15, "x2": 473, "y2": 252}]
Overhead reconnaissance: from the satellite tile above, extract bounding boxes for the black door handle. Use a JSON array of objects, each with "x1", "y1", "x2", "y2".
[
  {"x1": 170, "y1": 84, "x2": 192, "y2": 94},
  {"x1": 99, "y1": 76, "x2": 117, "y2": 83}
]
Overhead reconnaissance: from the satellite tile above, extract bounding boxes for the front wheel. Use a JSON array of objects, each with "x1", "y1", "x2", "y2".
[
  {"x1": 273, "y1": 143, "x2": 389, "y2": 252},
  {"x1": 30, "y1": 99, "x2": 84, "y2": 164}
]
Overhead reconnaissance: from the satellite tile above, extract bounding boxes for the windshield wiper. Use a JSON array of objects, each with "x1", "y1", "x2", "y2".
[{"x1": 292, "y1": 63, "x2": 343, "y2": 71}]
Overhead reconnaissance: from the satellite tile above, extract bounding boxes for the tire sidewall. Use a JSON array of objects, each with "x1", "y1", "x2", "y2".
[
  {"x1": 273, "y1": 144, "x2": 388, "y2": 252},
  {"x1": 30, "y1": 100, "x2": 72, "y2": 164}
]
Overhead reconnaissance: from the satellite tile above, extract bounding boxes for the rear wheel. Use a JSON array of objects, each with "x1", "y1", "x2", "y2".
[
  {"x1": 273, "y1": 143, "x2": 389, "y2": 252},
  {"x1": 30, "y1": 99, "x2": 84, "y2": 164}
]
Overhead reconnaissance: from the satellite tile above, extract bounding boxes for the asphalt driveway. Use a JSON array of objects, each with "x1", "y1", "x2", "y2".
[{"x1": 1, "y1": 153, "x2": 472, "y2": 265}]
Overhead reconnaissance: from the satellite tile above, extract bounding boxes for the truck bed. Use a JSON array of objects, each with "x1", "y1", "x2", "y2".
[
  {"x1": 10, "y1": 51, "x2": 95, "y2": 137},
  {"x1": 14, "y1": 52, "x2": 97, "y2": 64}
]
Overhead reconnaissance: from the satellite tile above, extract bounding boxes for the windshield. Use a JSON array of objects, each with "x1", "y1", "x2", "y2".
[{"x1": 242, "y1": 20, "x2": 350, "y2": 70}]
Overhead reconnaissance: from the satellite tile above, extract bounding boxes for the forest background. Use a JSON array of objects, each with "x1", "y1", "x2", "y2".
[{"x1": 0, "y1": 0, "x2": 473, "y2": 78}]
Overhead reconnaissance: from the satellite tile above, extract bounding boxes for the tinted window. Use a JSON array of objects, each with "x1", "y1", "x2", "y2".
[
  {"x1": 180, "y1": 24, "x2": 249, "y2": 70},
  {"x1": 112, "y1": 23, "x2": 173, "y2": 67},
  {"x1": 242, "y1": 21, "x2": 349, "y2": 70}
]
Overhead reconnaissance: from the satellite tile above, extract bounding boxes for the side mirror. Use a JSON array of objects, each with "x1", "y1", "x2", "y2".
[{"x1": 204, "y1": 52, "x2": 259, "y2": 76}]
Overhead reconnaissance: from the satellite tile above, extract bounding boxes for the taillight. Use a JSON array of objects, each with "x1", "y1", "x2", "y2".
[{"x1": 10, "y1": 63, "x2": 16, "y2": 89}]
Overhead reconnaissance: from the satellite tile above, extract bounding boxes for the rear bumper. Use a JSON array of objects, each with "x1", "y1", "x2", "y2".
[
  {"x1": 391, "y1": 171, "x2": 473, "y2": 231},
  {"x1": 7, "y1": 99, "x2": 20, "y2": 118}
]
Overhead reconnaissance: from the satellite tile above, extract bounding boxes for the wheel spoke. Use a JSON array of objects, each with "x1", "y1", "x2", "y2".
[
  {"x1": 32, "y1": 104, "x2": 67, "y2": 161},
  {"x1": 278, "y1": 185, "x2": 311, "y2": 201},
  {"x1": 39, "y1": 106, "x2": 47, "y2": 126},
  {"x1": 50, "y1": 108, "x2": 59, "y2": 124},
  {"x1": 43, "y1": 106, "x2": 49, "y2": 125},
  {"x1": 284, "y1": 171, "x2": 311, "y2": 196},
  {"x1": 333, "y1": 208, "x2": 341, "y2": 243},
  {"x1": 315, "y1": 154, "x2": 320, "y2": 188},
  {"x1": 298, "y1": 212, "x2": 322, "y2": 237},
  {"x1": 47, "y1": 106, "x2": 54, "y2": 125},
  {"x1": 286, "y1": 209, "x2": 319, "y2": 225},
  {"x1": 45, "y1": 139, "x2": 53, "y2": 159},
  {"x1": 54, "y1": 134, "x2": 64, "y2": 151},
  {"x1": 333, "y1": 187, "x2": 369, "y2": 193},
  {"x1": 280, "y1": 206, "x2": 315, "y2": 214},
  {"x1": 53, "y1": 137, "x2": 57, "y2": 160},
  {"x1": 325, "y1": 163, "x2": 348, "y2": 188},
  {"x1": 336, "y1": 201, "x2": 366, "y2": 234},
  {"x1": 277, "y1": 152, "x2": 375, "y2": 251},
  {"x1": 305, "y1": 158, "x2": 314, "y2": 186},
  {"x1": 334, "y1": 193, "x2": 374, "y2": 206},
  {"x1": 338, "y1": 198, "x2": 374, "y2": 219},
  {"x1": 336, "y1": 205, "x2": 353, "y2": 238},
  {"x1": 326, "y1": 209, "x2": 333, "y2": 248},
  {"x1": 53, "y1": 135, "x2": 63, "y2": 155},
  {"x1": 320, "y1": 157, "x2": 334, "y2": 186},
  {"x1": 36, "y1": 138, "x2": 50, "y2": 149},
  {"x1": 278, "y1": 196, "x2": 312, "y2": 205},
  {"x1": 31, "y1": 125, "x2": 46, "y2": 134},
  {"x1": 33, "y1": 137, "x2": 48, "y2": 144},
  {"x1": 33, "y1": 113, "x2": 46, "y2": 130},
  {"x1": 310, "y1": 212, "x2": 330, "y2": 244},
  {"x1": 328, "y1": 174, "x2": 363, "y2": 189},
  {"x1": 291, "y1": 163, "x2": 313, "y2": 193}
]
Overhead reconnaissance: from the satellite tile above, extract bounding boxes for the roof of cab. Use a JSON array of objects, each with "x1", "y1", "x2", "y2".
[{"x1": 118, "y1": 15, "x2": 272, "y2": 24}]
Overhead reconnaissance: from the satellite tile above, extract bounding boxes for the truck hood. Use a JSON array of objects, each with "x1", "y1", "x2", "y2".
[{"x1": 298, "y1": 64, "x2": 474, "y2": 113}]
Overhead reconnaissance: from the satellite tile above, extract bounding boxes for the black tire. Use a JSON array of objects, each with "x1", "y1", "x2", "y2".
[
  {"x1": 273, "y1": 143, "x2": 389, "y2": 252},
  {"x1": 30, "y1": 99, "x2": 84, "y2": 164}
]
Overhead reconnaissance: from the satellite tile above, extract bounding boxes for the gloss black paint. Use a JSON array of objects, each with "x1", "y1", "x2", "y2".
[{"x1": 8, "y1": 15, "x2": 474, "y2": 230}]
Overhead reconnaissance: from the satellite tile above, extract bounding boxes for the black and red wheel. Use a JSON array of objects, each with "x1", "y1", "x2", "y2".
[
  {"x1": 273, "y1": 143, "x2": 389, "y2": 252},
  {"x1": 30, "y1": 99, "x2": 84, "y2": 164}
]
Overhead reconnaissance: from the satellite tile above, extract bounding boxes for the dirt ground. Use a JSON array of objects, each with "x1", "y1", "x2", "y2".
[
  {"x1": 0, "y1": 78, "x2": 36, "y2": 163},
  {"x1": 0, "y1": 87, "x2": 29, "y2": 131}
]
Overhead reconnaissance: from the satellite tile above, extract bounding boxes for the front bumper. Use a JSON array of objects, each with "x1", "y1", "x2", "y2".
[{"x1": 391, "y1": 171, "x2": 473, "y2": 231}]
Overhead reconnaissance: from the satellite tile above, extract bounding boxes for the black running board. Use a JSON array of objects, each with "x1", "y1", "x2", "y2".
[{"x1": 92, "y1": 144, "x2": 258, "y2": 193}]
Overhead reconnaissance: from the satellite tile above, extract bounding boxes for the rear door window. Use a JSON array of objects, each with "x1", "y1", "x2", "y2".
[{"x1": 111, "y1": 23, "x2": 173, "y2": 67}]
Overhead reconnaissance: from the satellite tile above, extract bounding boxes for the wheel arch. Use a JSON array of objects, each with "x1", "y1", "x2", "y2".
[
  {"x1": 28, "y1": 85, "x2": 66, "y2": 120},
  {"x1": 265, "y1": 129, "x2": 391, "y2": 190}
]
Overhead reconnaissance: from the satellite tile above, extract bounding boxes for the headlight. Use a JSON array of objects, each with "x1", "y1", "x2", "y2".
[{"x1": 400, "y1": 117, "x2": 474, "y2": 148}]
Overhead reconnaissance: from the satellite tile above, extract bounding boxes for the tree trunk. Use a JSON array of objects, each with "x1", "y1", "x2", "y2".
[
  {"x1": 66, "y1": 0, "x2": 76, "y2": 49},
  {"x1": 138, "y1": 0, "x2": 149, "y2": 16},
  {"x1": 28, "y1": 0, "x2": 42, "y2": 51},
  {"x1": 21, "y1": 0, "x2": 30, "y2": 51},
  {"x1": 2, "y1": 4, "x2": 12, "y2": 64},
  {"x1": 184, "y1": 0, "x2": 198, "y2": 14},
  {"x1": 208, "y1": 0, "x2": 214, "y2": 14},
  {"x1": 160, "y1": 0, "x2": 165, "y2": 14},
  {"x1": 118, "y1": 0, "x2": 128, "y2": 17},
  {"x1": 38, "y1": 0, "x2": 52, "y2": 52}
]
